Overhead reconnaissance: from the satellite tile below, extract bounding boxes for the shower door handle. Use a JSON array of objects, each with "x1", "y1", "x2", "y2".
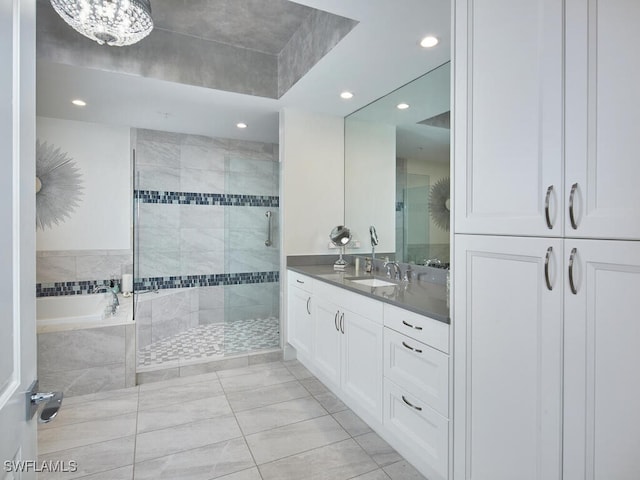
[{"x1": 265, "y1": 211, "x2": 273, "y2": 247}]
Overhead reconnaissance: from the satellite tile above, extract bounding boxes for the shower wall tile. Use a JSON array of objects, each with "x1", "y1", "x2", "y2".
[
  {"x1": 229, "y1": 157, "x2": 276, "y2": 176},
  {"x1": 179, "y1": 205, "x2": 225, "y2": 229},
  {"x1": 227, "y1": 283, "x2": 276, "y2": 307},
  {"x1": 227, "y1": 139, "x2": 276, "y2": 161},
  {"x1": 180, "y1": 251, "x2": 225, "y2": 276},
  {"x1": 137, "y1": 250, "x2": 181, "y2": 279},
  {"x1": 138, "y1": 226, "x2": 181, "y2": 251},
  {"x1": 228, "y1": 250, "x2": 280, "y2": 274},
  {"x1": 199, "y1": 286, "x2": 225, "y2": 309},
  {"x1": 136, "y1": 140, "x2": 180, "y2": 168},
  {"x1": 180, "y1": 143, "x2": 226, "y2": 171},
  {"x1": 136, "y1": 129, "x2": 185, "y2": 145},
  {"x1": 137, "y1": 203, "x2": 180, "y2": 229},
  {"x1": 179, "y1": 228, "x2": 225, "y2": 252},
  {"x1": 136, "y1": 164, "x2": 181, "y2": 191},
  {"x1": 228, "y1": 206, "x2": 278, "y2": 230},
  {"x1": 227, "y1": 172, "x2": 278, "y2": 197},
  {"x1": 180, "y1": 167, "x2": 225, "y2": 193}
]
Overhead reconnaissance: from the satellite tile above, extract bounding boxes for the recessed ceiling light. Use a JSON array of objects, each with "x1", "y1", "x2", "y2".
[
  {"x1": 397, "y1": 103, "x2": 410, "y2": 110},
  {"x1": 340, "y1": 91, "x2": 354, "y2": 100},
  {"x1": 236, "y1": 122, "x2": 247, "y2": 129},
  {"x1": 71, "y1": 99, "x2": 87, "y2": 107},
  {"x1": 420, "y1": 36, "x2": 439, "y2": 48}
]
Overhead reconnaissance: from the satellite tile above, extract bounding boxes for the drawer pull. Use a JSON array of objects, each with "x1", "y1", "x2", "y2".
[
  {"x1": 402, "y1": 341, "x2": 423, "y2": 354},
  {"x1": 402, "y1": 320, "x2": 423, "y2": 331},
  {"x1": 306, "y1": 297, "x2": 311, "y2": 315},
  {"x1": 402, "y1": 395, "x2": 422, "y2": 411},
  {"x1": 296, "y1": 279, "x2": 304, "y2": 284}
]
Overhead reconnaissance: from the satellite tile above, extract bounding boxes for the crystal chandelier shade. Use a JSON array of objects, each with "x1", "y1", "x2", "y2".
[{"x1": 50, "y1": 0, "x2": 154, "y2": 47}]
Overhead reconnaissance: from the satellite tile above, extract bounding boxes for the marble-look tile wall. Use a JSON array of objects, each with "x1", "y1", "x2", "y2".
[
  {"x1": 38, "y1": 323, "x2": 135, "y2": 396},
  {"x1": 134, "y1": 128, "x2": 280, "y2": 352},
  {"x1": 36, "y1": 249, "x2": 133, "y2": 295}
]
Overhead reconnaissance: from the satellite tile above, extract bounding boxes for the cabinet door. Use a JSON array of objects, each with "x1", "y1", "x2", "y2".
[
  {"x1": 453, "y1": 234, "x2": 564, "y2": 480},
  {"x1": 313, "y1": 297, "x2": 341, "y2": 387},
  {"x1": 565, "y1": 1, "x2": 640, "y2": 240},
  {"x1": 454, "y1": 0, "x2": 563, "y2": 236},
  {"x1": 341, "y1": 309, "x2": 383, "y2": 423},
  {"x1": 564, "y1": 239, "x2": 640, "y2": 480},
  {"x1": 288, "y1": 286, "x2": 313, "y2": 360}
]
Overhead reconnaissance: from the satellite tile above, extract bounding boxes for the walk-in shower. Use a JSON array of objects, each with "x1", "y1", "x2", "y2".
[{"x1": 132, "y1": 129, "x2": 280, "y2": 373}]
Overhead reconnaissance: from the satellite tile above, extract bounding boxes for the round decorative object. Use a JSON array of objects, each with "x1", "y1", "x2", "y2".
[
  {"x1": 36, "y1": 140, "x2": 84, "y2": 230},
  {"x1": 429, "y1": 177, "x2": 450, "y2": 231},
  {"x1": 329, "y1": 225, "x2": 352, "y2": 246}
]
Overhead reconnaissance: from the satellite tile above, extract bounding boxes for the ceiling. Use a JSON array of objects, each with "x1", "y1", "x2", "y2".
[
  {"x1": 151, "y1": 0, "x2": 314, "y2": 55},
  {"x1": 36, "y1": 0, "x2": 451, "y2": 144}
]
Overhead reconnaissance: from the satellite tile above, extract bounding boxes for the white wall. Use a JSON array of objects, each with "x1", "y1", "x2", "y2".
[
  {"x1": 344, "y1": 119, "x2": 396, "y2": 254},
  {"x1": 280, "y1": 108, "x2": 345, "y2": 255},
  {"x1": 36, "y1": 117, "x2": 131, "y2": 251}
]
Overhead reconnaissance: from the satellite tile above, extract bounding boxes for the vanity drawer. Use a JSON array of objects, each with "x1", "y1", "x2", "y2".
[
  {"x1": 384, "y1": 327, "x2": 449, "y2": 417},
  {"x1": 384, "y1": 378, "x2": 449, "y2": 480},
  {"x1": 384, "y1": 304, "x2": 449, "y2": 353},
  {"x1": 288, "y1": 270, "x2": 313, "y2": 293}
]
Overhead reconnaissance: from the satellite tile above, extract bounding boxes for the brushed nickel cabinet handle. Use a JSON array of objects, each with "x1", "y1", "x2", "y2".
[
  {"x1": 402, "y1": 320, "x2": 423, "y2": 331},
  {"x1": 402, "y1": 341, "x2": 423, "y2": 354},
  {"x1": 334, "y1": 311, "x2": 339, "y2": 331},
  {"x1": 306, "y1": 297, "x2": 311, "y2": 315},
  {"x1": 544, "y1": 247, "x2": 553, "y2": 291},
  {"x1": 402, "y1": 395, "x2": 422, "y2": 411},
  {"x1": 296, "y1": 279, "x2": 304, "y2": 284},
  {"x1": 545, "y1": 185, "x2": 554, "y2": 229},
  {"x1": 569, "y1": 247, "x2": 578, "y2": 294},
  {"x1": 340, "y1": 312, "x2": 345, "y2": 334},
  {"x1": 569, "y1": 183, "x2": 579, "y2": 230}
]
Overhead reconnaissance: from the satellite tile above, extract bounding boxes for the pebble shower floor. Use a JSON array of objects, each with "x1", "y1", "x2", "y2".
[{"x1": 137, "y1": 317, "x2": 280, "y2": 367}]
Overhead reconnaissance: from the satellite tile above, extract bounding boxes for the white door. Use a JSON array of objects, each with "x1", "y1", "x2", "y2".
[
  {"x1": 341, "y1": 309, "x2": 383, "y2": 423},
  {"x1": 563, "y1": 239, "x2": 640, "y2": 480},
  {"x1": 312, "y1": 297, "x2": 341, "y2": 388},
  {"x1": 454, "y1": 0, "x2": 563, "y2": 236},
  {"x1": 453, "y1": 234, "x2": 564, "y2": 480},
  {"x1": 565, "y1": 0, "x2": 640, "y2": 240},
  {"x1": 0, "y1": 0, "x2": 37, "y2": 478}
]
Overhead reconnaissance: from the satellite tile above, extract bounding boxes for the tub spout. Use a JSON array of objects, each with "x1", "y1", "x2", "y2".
[{"x1": 92, "y1": 284, "x2": 119, "y2": 315}]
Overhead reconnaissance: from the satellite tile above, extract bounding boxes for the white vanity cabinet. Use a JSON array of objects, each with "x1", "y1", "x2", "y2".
[
  {"x1": 383, "y1": 304, "x2": 451, "y2": 480},
  {"x1": 313, "y1": 280, "x2": 384, "y2": 425},
  {"x1": 287, "y1": 271, "x2": 314, "y2": 362},
  {"x1": 286, "y1": 269, "x2": 452, "y2": 478}
]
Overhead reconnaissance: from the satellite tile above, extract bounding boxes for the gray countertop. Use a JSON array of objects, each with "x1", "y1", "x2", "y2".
[{"x1": 287, "y1": 264, "x2": 450, "y2": 324}]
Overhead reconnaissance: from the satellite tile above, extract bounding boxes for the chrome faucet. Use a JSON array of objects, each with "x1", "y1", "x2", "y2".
[
  {"x1": 384, "y1": 260, "x2": 401, "y2": 281},
  {"x1": 93, "y1": 284, "x2": 119, "y2": 315}
]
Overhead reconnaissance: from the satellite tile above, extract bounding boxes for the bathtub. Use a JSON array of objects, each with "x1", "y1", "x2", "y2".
[
  {"x1": 36, "y1": 294, "x2": 135, "y2": 396},
  {"x1": 37, "y1": 293, "x2": 133, "y2": 333}
]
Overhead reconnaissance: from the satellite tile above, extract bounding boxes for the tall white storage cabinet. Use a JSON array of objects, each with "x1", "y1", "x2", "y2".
[{"x1": 454, "y1": 1, "x2": 640, "y2": 479}]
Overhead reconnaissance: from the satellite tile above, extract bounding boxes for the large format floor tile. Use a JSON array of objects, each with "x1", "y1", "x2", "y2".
[{"x1": 38, "y1": 360, "x2": 422, "y2": 480}]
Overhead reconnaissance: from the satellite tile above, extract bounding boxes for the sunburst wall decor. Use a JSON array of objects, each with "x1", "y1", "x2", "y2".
[
  {"x1": 429, "y1": 176, "x2": 450, "y2": 232},
  {"x1": 36, "y1": 140, "x2": 84, "y2": 230}
]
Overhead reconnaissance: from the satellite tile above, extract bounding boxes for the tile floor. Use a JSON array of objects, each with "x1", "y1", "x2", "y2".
[
  {"x1": 137, "y1": 318, "x2": 280, "y2": 368},
  {"x1": 38, "y1": 360, "x2": 427, "y2": 480}
]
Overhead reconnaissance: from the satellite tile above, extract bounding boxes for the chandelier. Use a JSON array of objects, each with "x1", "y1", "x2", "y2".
[{"x1": 50, "y1": 0, "x2": 154, "y2": 47}]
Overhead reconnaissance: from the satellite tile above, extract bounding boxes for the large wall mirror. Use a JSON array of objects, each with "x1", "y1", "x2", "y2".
[{"x1": 344, "y1": 61, "x2": 450, "y2": 265}]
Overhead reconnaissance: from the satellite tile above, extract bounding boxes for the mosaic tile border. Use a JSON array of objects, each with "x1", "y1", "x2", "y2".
[
  {"x1": 396, "y1": 201, "x2": 404, "y2": 212},
  {"x1": 135, "y1": 190, "x2": 279, "y2": 207},
  {"x1": 36, "y1": 271, "x2": 280, "y2": 297},
  {"x1": 135, "y1": 271, "x2": 279, "y2": 291}
]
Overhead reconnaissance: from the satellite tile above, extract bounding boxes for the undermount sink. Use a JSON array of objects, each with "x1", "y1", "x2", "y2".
[{"x1": 345, "y1": 277, "x2": 397, "y2": 288}]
